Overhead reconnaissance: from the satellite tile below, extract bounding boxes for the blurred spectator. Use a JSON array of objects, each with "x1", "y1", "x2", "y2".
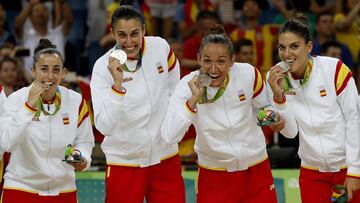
[
  {"x1": 230, "y1": 0, "x2": 280, "y2": 80},
  {"x1": 0, "y1": 56, "x2": 29, "y2": 96},
  {"x1": 272, "y1": 0, "x2": 316, "y2": 36},
  {"x1": 310, "y1": 0, "x2": 336, "y2": 14},
  {"x1": 85, "y1": 0, "x2": 111, "y2": 72},
  {"x1": 312, "y1": 12, "x2": 354, "y2": 67},
  {"x1": 234, "y1": 38, "x2": 254, "y2": 64},
  {"x1": 146, "y1": 0, "x2": 178, "y2": 39},
  {"x1": 182, "y1": 10, "x2": 220, "y2": 73},
  {"x1": 0, "y1": 3, "x2": 16, "y2": 48},
  {"x1": 176, "y1": 0, "x2": 216, "y2": 40},
  {"x1": 14, "y1": 0, "x2": 72, "y2": 73},
  {"x1": 64, "y1": 0, "x2": 88, "y2": 75},
  {"x1": 320, "y1": 40, "x2": 342, "y2": 59},
  {"x1": 334, "y1": 0, "x2": 360, "y2": 64},
  {"x1": 0, "y1": 0, "x2": 22, "y2": 34}
]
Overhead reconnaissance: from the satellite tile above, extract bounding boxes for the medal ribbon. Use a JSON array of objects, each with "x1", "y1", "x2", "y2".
[
  {"x1": 122, "y1": 49, "x2": 143, "y2": 73},
  {"x1": 199, "y1": 74, "x2": 229, "y2": 104},
  {"x1": 34, "y1": 87, "x2": 61, "y2": 119},
  {"x1": 284, "y1": 57, "x2": 313, "y2": 92}
]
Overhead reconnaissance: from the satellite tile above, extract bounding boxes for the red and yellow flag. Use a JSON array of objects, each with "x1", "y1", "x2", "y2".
[{"x1": 334, "y1": 61, "x2": 352, "y2": 95}]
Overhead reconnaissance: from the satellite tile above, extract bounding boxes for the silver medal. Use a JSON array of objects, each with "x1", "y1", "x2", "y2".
[
  {"x1": 110, "y1": 49, "x2": 127, "y2": 65},
  {"x1": 198, "y1": 73, "x2": 212, "y2": 87},
  {"x1": 276, "y1": 61, "x2": 290, "y2": 73}
]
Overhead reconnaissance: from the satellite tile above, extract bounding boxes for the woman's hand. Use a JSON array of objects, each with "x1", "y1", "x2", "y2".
[
  {"x1": 187, "y1": 75, "x2": 204, "y2": 109},
  {"x1": 26, "y1": 81, "x2": 48, "y2": 109},
  {"x1": 344, "y1": 177, "x2": 360, "y2": 202},
  {"x1": 67, "y1": 157, "x2": 87, "y2": 172},
  {"x1": 108, "y1": 56, "x2": 124, "y2": 91},
  {"x1": 269, "y1": 112, "x2": 285, "y2": 132},
  {"x1": 268, "y1": 66, "x2": 286, "y2": 100}
]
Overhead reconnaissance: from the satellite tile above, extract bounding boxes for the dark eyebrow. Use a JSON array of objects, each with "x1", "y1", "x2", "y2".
[{"x1": 116, "y1": 29, "x2": 141, "y2": 35}]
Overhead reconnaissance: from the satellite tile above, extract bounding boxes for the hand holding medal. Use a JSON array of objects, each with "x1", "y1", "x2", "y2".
[
  {"x1": 275, "y1": 61, "x2": 293, "y2": 94},
  {"x1": 109, "y1": 48, "x2": 127, "y2": 89},
  {"x1": 331, "y1": 185, "x2": 348, "y2": 203},
  {"x1": 62, "y1": 144, "x2": 87, "y2": 171},
  {"x1": 198, "y1": 72, "x2": 212, "y2": 87},
  {"x1": 257, "y1": 108, "x2": 278, "y2": 126},
  {"x1": 27, "y1": 80, "x2": 52, "y2": 109}
]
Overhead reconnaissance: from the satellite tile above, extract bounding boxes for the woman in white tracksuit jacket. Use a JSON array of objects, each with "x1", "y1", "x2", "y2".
[
  {"x1": 267, "y1": 16, "x2": 360, "y2": 202},
  {"x1": 90, "y1": 5, "x2": 185, "y2": 203},
  {"x1": 161, "y1": 24, "x2": 296, "y2": 203},
  {"x1": 0, "y1": 39, "x2": 94, "y2": 203}
]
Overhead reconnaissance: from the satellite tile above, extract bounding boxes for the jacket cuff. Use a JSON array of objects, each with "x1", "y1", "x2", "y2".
[
  {"x1": 182, "y1": 101, "x2": 197, "y2": 121},
  {"x1": 19, "y1": 103, "x2": 37, "y2": 123},
  {"x1": 273, "y1": 96, "x2": 288, "y2": 111},
  {"x1": 109, "y1": 86, "x2": 125, "y2": 104},
  {"x1": 347, "y1": 166, "x2": 360, "y2": 178}
]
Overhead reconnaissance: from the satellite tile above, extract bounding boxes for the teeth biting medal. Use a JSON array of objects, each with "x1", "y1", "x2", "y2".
[
  {"x1": 198, "y1": 72, "x2": 212, "y2": 87},
  {"x1": 276, "y1": 61, "x2": 290, "y2": 73},
  {"x1": 110, "y1": 49, "x2": 127, "y2": 65}
]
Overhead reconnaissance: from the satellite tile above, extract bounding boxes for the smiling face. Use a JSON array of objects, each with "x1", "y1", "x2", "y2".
[
  {"x1": 112, "y1": 19, "x2": 145, "y2": 59},
  {"x1": 278, "y1": 32, "x2": 313, "y2": 77},
  {"x1": 32, "y1": 53, "x2": 64, "y2": 94},
  {"x1": 198, "y1": 43, "x2": 234, "y2": 87}
]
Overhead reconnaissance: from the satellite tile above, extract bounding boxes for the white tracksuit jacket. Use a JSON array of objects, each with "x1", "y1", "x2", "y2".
[
  {"x1": 161, "y1": 63, "x2": 297, "y2": 171},
  {"x1": 266, "y1": 56, "x2": 360, "y2": 175},
  {"x1": 0, "y1": 86, "x2": 94, "y2": 195},
  {"x1": 90, "y1": 36, "x2": 180, "y2": 167}
]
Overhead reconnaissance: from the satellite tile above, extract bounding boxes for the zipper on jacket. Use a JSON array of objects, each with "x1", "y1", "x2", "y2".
[
  {"x1": 222, "y1": 97, "x2": 240, "y2": 168},
  {"x1": 46, "y1": 116, "x2": 54, "y2": 193},
  {"x1": 302, "y1": 88, "x2": 329, "y2": 169},
  {"x1": 141, "y1": 69, "x2": 153, "y2": 164}
]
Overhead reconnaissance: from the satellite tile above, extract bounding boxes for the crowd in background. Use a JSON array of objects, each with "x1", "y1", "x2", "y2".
[{"x1": 0, "y1": 0, "x2": 359, "y2": 169}]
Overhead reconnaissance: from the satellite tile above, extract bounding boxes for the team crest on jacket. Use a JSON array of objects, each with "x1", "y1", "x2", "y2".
[
  {"x1": 319, "y1": 86, "x2": 327, "y2": 97},
  {"x1": 62, "y1": 113, "x2": 69, "y2": 125},
  {"x1": 238, "y1": 89, "x2": 246, "y2": 101}
]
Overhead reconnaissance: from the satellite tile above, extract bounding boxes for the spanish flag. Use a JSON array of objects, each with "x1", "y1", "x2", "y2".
[
  {"x1": 78, "y1": 99, "x2": 89, "y2": 127},
  {"x1": 157, "y1": 66, "x2": 164, "y2": 74},
  {"x1": 320, "y1": 89, "x2": 327, "y2": 97},
  {"x1": 63, "y1": 114, "x2": 70, "y2": 125},
  {"x1": 239, "y1": 93, "x2": 246, "y2": 101},
  {"x1": 334, "y1": 61, "x2": 352, "y2": 95},
  {"x1": 184, "y1": 0, "x2": 215, "y2": 27}
]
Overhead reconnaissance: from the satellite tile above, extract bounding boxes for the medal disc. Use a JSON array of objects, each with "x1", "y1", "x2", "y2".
[
  {"x1": 198, "y1": 73, "x2": 212, "y2": 87},
  {"x1": 276, "y1": 61, "x2": 290, "y2": 73},
  {"x1": 110, "y1": 49, "x2": 127, "y2": 65}
]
